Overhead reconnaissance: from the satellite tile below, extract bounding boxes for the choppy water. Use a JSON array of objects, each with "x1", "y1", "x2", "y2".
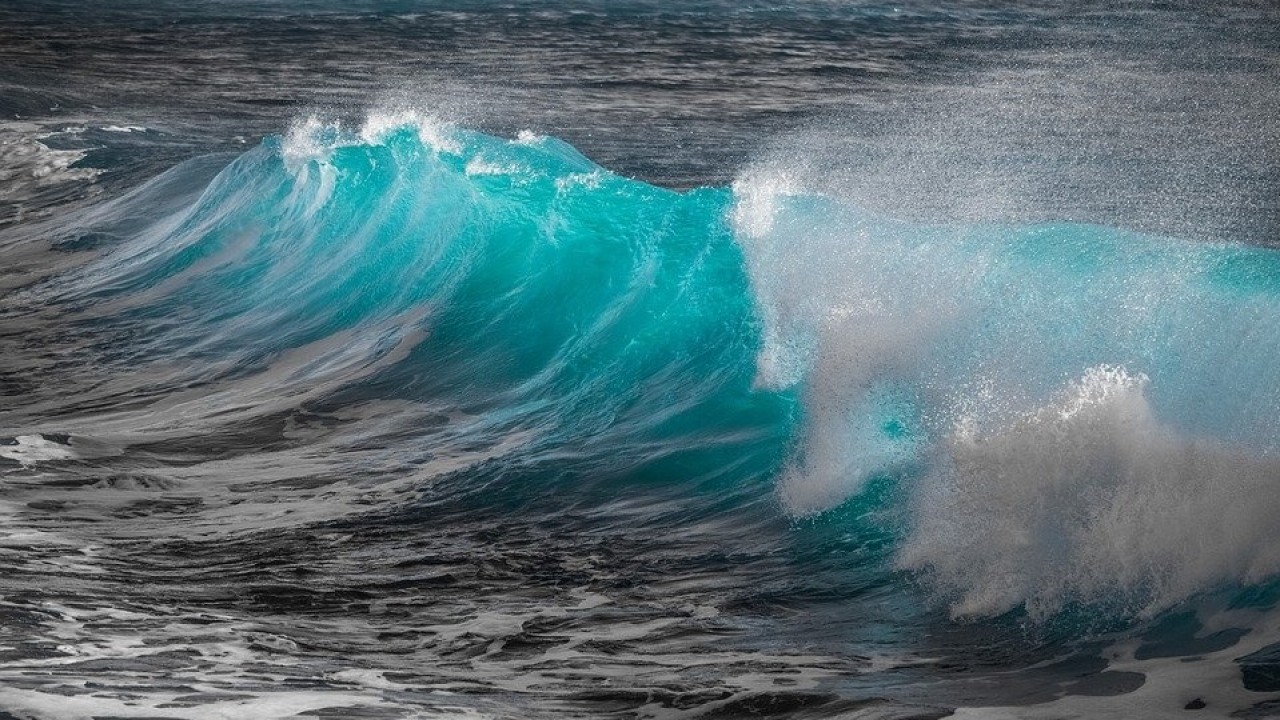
[{"x1": 2, "y1": 2, "x2": 1280, "y2": 718}]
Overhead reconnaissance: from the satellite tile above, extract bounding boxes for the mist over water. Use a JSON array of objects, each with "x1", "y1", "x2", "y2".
[{"x1": 2, "y1": 2, "x2": 1280, "y2": 719}]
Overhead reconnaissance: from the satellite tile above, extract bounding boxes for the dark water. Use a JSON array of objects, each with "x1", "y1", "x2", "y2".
[{"x1": 1, "y1": 2, "x2": 1280, "y2": 718}]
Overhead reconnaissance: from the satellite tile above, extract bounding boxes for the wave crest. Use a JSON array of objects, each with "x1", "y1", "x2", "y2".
[{"x1": 732, "y1": 161, "x2": 1280, "y2": 616}]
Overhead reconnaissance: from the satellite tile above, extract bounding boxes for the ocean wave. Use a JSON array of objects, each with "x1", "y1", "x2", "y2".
[{"x1": 14, "y1": 112, "x2": 1280, "y2": 622}]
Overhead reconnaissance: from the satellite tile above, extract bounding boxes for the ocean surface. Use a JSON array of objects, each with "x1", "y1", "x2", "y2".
[{"x1": 2, "y1": 2, "x2": 1280, "y2": 718}]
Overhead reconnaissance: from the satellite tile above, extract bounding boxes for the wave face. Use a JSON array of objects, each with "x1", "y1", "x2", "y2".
[
  {"x1": 8, "y1": 114, "x2": 794, "y2": 527},
  {"x1": 6, "y1": 116, "x2": 1280, "y2": 717}
]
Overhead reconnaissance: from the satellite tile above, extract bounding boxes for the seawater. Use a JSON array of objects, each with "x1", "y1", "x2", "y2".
[{"x1": 2, "y1": 2, "x2": 1279, "y2": 719}]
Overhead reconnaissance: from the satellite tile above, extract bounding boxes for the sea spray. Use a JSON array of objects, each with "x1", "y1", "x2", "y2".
[{"x1": 731, "y1": 158, "x2": 1280, "y2": 618}]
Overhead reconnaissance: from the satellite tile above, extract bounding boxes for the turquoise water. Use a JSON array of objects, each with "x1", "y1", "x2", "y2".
[{"x1": 63, "y1": 120, "x2": 796, "y2": 495}]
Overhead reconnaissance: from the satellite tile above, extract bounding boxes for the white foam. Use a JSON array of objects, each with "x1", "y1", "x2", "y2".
[
  {"x1": 281, "y1": 115, "x2": 342, "y2": 167},
  {"x1": 515, "y1": 129, "x2": 543, "y2": 144},
  {"x1": 464, "y1": 156, "x2": 519, "y2": 177},
  {"x1": 730, "y1": 166, "x2": 800, "y2": 246},
  {"x1": 359, "y1": 110, "x2": 461, "y2": 155},
  {"x1": 554, "y1": 171, "x2": 602, "y2": 192},
  {"x1": 0, "y1": 435, "x2": 79, "y2": 466},
  {"x1": 0, "y1": 123, "x2": 101, "y2": 203},
  {"x1": 899, "y1": 365, "x2": 1280, "y2": 619},
  {"x1": 729, "y1": 168, "x2": 814, "y2": 392},
  {"x1": 281, "y1": 111, "x2": 463, "y2": 173},
  {"x1": 731, "y1": 174, "x2": 971, "y2": 512}
]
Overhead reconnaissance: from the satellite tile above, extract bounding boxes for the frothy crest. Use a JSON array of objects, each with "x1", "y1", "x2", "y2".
[
  {"x1": 281, "y1": 111, "x2": 462, "y2": 169},
  {"x1": 358, "y1": 110, "x2": 461, "y2": 155},
  {"x1": 730, "y1": 167, "x2": 800, "y2": 241},
  {"x1": 281, "y1": 115, "x2": 344, "y2": 167}
]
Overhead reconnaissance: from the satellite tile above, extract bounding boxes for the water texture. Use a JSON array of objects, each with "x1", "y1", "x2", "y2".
[{"x1": 1, "y1": 2, "x2": 1279, "y2": 718}]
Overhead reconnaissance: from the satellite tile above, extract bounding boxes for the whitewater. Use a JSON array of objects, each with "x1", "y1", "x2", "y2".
[{"x1": 2, "y1": 2, "x2": 1280, "y2": 719}]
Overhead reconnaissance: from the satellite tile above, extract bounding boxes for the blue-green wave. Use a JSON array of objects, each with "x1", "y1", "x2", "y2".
[{"x1": 42, "y1": 114, "x2": 1280, "y2": 621}]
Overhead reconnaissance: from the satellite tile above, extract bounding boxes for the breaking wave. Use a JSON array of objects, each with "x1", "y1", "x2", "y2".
[{"x1": 14, "y1": 112, "x2": 1280, "y2": 622}]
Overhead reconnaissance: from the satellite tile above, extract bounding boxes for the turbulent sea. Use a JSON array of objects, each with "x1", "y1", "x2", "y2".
[{"x1": 2, "y1": 1, "x2": 1280, "y2": 718}]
